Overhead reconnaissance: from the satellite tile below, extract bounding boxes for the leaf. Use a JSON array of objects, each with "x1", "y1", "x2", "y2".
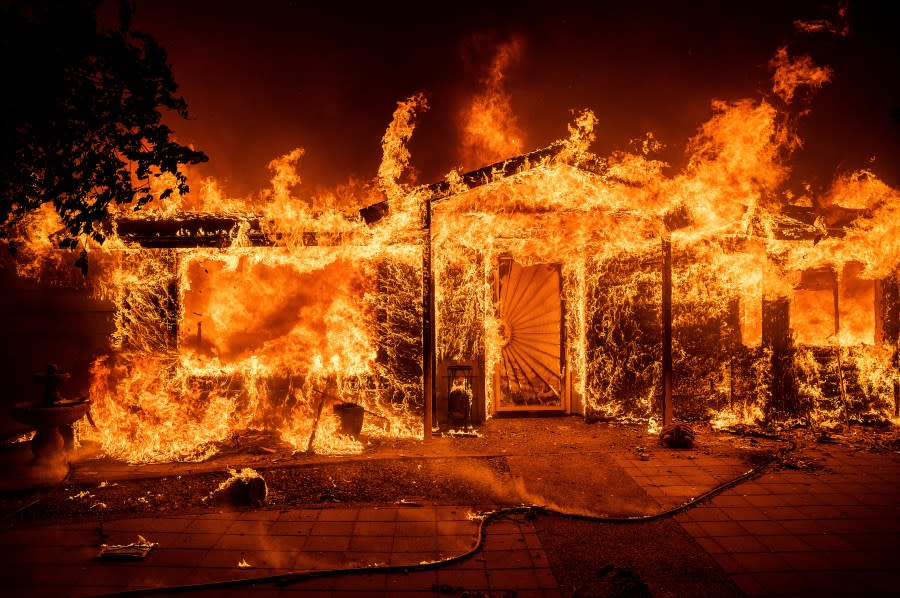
[{"x1": 0, "y1": 1, "x2": 208, "y2": 265}]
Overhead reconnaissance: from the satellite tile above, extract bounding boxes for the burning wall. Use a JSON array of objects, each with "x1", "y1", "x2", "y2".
[
  {"x1": 427, "y1": 93, "x2": 899, "y2": 429},
  {"x1": 77, "y1": 232, "x2": 425, "y2": 463}
]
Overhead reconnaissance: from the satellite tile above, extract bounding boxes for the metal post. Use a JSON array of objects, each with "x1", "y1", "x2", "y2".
[
  {"x1": 422, "y1": 198, "x2": 434, "y2": 440},
  {"x1": 662, "y1": 237, "x2": 673, "y2": 427}
]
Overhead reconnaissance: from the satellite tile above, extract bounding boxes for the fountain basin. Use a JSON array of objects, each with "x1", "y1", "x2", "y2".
[
  {"x1": 11, "y1": 399, "x2": 91, "y2": 429},
  {"x1": 10, "y1": 399, "x2": 91, "y2": 464}
]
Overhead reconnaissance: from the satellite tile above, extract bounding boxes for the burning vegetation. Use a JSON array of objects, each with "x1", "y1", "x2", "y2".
[{"x1": 4, "y1": 33, "x2": 899, "y2": 464}]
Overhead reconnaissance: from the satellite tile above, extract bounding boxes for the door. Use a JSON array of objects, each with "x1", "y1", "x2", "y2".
[{"x1": 495, "y1": 257, "x2": 565, "y2": 411}]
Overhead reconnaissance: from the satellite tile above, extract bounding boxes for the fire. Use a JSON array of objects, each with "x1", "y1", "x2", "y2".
[
  {"x1": 769, "y1": 46, "x2": 833, "y2": 105},
  {"x1": 378, "y1": 93, "x2": 429, "y2": 202},
  {"x1": 7, "y1": 203, "x2": 90, "y2": 283},
  {"x1": 5, "y1": 26, "x2": 899, "y2": 464},
  {"x1": 458, "y1": 37, "x2": 526, "y2": 169}
]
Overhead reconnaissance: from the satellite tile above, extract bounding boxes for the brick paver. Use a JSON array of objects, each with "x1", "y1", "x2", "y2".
[
  {"x1": 0, "y1": 505, "x2": 558, "y2": 597},
  {"x1": 673, "y1": 445, "x2": 900, "y2": 597},
  {"x1": 1, "y1": 429, "x2": 898, "y2": 597}
]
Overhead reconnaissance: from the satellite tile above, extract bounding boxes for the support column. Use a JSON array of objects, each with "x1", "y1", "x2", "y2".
[
  {"x1": 881, "y1": 270, "x2": 900, "y2": 417},
  {"x1": 422, "y1": 199, "x2": 434, "y2": 440},
  {"x1": 662, "y1": 238, "x2": 673, "y2": 426},
  {"x1": 762, "y1": 296, "x2": 793, "y2": 416}
]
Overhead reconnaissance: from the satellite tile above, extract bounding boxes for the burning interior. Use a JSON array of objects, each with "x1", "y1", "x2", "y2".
[{"x1": 5, "y1": 43, "x2": 899, "y2": 465}]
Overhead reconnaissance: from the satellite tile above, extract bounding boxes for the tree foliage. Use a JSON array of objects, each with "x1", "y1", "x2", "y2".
[{"x1": 0, "y1": 0, "x2": 207, "y2": 258}]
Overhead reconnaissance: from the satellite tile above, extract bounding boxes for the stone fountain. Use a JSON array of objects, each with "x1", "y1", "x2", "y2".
[{"x1": 9, "y1": 364, "x2": 91, "y2": 473}]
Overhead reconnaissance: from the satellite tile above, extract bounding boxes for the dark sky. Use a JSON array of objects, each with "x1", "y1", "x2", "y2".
[{"x1": 132, "y1": 0, "x2": 900, "y2": 199}]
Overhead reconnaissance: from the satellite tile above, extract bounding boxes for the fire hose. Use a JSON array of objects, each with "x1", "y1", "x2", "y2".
[{"x1": 99, "y1": 441, "x2": 790, "y2": 597}]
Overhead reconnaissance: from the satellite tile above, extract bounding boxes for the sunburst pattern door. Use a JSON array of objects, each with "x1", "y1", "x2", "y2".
[{"x1": 496, "y1": 258, "x2": 564, "y2": 411}]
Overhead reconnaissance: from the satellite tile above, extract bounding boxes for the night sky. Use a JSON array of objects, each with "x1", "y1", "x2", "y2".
[{"x1": 132, "y1": 0, "x2": 900, "y2": 199}]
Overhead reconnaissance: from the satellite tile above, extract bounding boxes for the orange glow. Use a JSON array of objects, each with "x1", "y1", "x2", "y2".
[
  {"x1": 792, "y1": 287, "x2": 836, "y2": 345},
  {"x1": 180, "y1": 254, "x2": 373, "y2": 371},
  {"x1": 838, "y1": 262, "x2": 875, "y2": 345}
]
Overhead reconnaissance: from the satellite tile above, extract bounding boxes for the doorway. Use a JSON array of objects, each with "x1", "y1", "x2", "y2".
[{"x1": 495, "y1": 257, "x2": 565, "y2": 412}]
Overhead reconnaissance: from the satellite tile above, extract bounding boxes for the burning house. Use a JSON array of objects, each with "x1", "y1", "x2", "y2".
[{"x1": 3, "y1": 39, "x2": 898, "y2": 465}]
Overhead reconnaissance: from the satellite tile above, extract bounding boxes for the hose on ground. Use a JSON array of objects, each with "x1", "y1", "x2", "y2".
[{"x1": 100, "y1": 450, "x2": 783, "y2": 597}]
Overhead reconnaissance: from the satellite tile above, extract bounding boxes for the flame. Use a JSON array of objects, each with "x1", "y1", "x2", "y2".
[
  {"x1": 378, "y1": 93, "x2": 429, "y2": 201},
  {"x1": 459, "y1": 37, "x2": 525, "y2": 168},
  {"x1": 4, "y1": 203, "x2": 89, "y2": 282},
  {"x1": 5, "y1": 32, "x2": 897, "y2": 464},
  {"x1": 769, "y1": 46, "x2": 833, "y2": 105},
  {"x1": 794, "y1": 1, "x2": 849, "y2": 37}
]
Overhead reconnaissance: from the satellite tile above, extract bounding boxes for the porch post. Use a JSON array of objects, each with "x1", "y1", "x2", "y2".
[
  {"x1": 422, "y1": 198, "x2": 434, "y2": 440},
  {"x1": 661, "y1": 237, "x2": 673, "y2": 426}
]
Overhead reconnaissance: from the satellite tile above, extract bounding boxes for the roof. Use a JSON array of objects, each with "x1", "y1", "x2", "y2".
[
  {"x1": 359, "y1": 142, "x2": 612, "y2": 225},
  {"x1": 114, "y1": 145, "x2": 865, "y2": 248}
]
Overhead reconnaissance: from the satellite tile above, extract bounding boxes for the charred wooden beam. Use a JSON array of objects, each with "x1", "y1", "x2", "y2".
[
  {"x1": 880, "y1": 269, "x2": 900, "y2": 345},
  {"x1": 833, "y1": 270, "x2": 841, "y2": 337},
  {"x1": 727, "y1": 297, "x2": 741, "y2": 411},
  {"x1": 661, "y1": 238, "x2": 673, "y2": 426},
  {"x1": 772, "y1": 205, "x2": 867, "y2": 241},
  {"x1": 423, "y1": 201, "x2": 434, "y2": 440},
  {"x1": 115, "y1": 216, "x2": 350, "y2": 249},
  {"x1": 115, "y1": 215, "x2": 272, "y2": 248},
  {"x1": 879, "y1": 269, "x2": 900, "y2": 416},
  {"x1": 875, "y1": 279, "x2": 885, "y2": 347},
  {"x1": 360, "y1": 142, "x2": 583, "y2": 226},
  {"x1": 428, "y1": 142, "x2": 570, "y2": 202},
  {"x1": 762, "y1": 296, "x2": 798, "y2": 418}
]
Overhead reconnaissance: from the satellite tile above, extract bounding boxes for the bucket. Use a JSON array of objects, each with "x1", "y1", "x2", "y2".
[{"x1": 333, "y1": 402, "x2": 365, "y2": 439}]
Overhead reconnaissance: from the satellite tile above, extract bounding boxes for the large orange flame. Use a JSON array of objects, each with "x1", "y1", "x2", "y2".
[{"x1": 458, "y1": 37, "x2": 526, "y2": 169}]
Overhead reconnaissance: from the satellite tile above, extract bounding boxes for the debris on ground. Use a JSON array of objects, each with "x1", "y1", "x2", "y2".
[
  {"x1": 1, "y1": 420, "x2": 894, "y2": 527},
  {"x1": 97, "y1": 535, "x2": 158, "y2": 560},
  {"x1": 816, "y1": 430, "x2": 839, "y2": 444},
  {"x1": 207, "y1": 468, "x2": 268, "y2": 507},
  {"x1": 774, "y1": 452, "x2": 822, "y2": 471},
  {"x1": 237, "y1": 552, "x2": 255, "y2": 569}
]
